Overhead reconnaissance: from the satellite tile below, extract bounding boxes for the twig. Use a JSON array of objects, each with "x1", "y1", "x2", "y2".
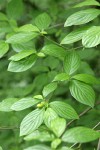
[
  {"x1": 65, "y1": 107, "x2": 91, "y2": 128},
  {"x1": 97, "y1": 139, "x2": 100, "y2": 150},
  {"x1": 0, "y1": 126, "x2": 19, "y2": 130},
  {"x1": 43, "y1": 35, "x2": 69, "y2": 50},
  {"x1": 66, "y1": 101, "x2": 100, "y2": 128},
  {"x1": 44, "y1": 35, "x2": 83, "y2": 52},
  {"x1": 93, "y1": 122, "x2": 100, "y2": 130},
  {"x1": 72, "y1": 45, "x2": 83, "y2": 50},
  {"x1": 47, "y1": 23, "x2": 64, "y2": 30}
]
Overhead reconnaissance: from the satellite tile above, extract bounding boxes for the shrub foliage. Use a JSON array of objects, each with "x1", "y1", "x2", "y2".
[{"x1": 0, "y1": 0, "x2": 100, "y2": 150}]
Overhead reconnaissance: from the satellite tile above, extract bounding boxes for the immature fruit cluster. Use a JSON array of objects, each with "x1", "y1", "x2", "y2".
[{"x1": 37, "y1": 101, "x2": 48, "y2": 108}]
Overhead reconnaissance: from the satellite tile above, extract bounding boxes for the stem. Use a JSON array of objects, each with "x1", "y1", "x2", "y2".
[
  {"x1": 97, "y1": 139, "x2": 100, "y2": 150},
  {"x1": 0, "y1": 126, "x2": 19, "y2": 130},
  {"x1": 44, "y1": 35, "x2": 83, "y2": 51},
  {"x1": 66, "y1": 101, "x2": 100, "y2": 129},
  {"x1": 43, "y1": 35, "x2": 69, "y2": 50},
  {"x1": 93, "y1": 121, "x2": 100, "y2": 130},
  {"x1": 47, "y1": 23, "x2": 64, "y2": 30}
]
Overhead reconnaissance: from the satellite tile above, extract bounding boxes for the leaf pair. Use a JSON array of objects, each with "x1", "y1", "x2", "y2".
[
  {"x1": 44, "y1": 108, "x2": 66, "y2": 139},
  {"x1": 6, "y1": 12, "x2": 51, "y2": 45},
  {"x1": 5, "y1": 28, "x2": 38, "y2": 72},
  {"x1": 6, "y1": 12, "x2": 51, "y2": 73},
  {"x1": 43, "y1": 50, "x2": 97, "y2": 107},
  {"x1": 8, "y1": 54, "x2": 37, "y2": 72},
  {"x1": 63, "y1": 51, "x2": 96, "y2": 107},
  {"x1": 44, "y1": 103, "x2": 79, "y2": 137},
  {"x1": 61, "y1": 26, "x2": 100, "y2": 48},
  {"x1": 0, "y1": 97, "x2": 41, "y2": 112},
  {"x1": 20, "y1": 108, "x2": 62, "y2": 137},
  {"x1": 19, "y1": 100, "x2": 79, "y2": 136},
  {"x1": 61, "y1": 8, "x2": 100, "y2": 48},
  {"x1": 42, "y1": 51, "x2": 80, "y2": 96},
  {"x1": 21, "y1": 108, "x2": 100, "y2": 146}
]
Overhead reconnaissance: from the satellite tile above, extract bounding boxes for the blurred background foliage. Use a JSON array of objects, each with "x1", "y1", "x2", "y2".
[{"x1": 0, "y1": 0, "x2": 100, "y2": 150}]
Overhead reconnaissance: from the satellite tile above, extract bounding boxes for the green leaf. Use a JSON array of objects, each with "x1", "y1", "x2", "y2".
[
  {"x1": 44, "y1": 108, "x2": 58, "y2": 128},
  {"x1": 51, "y1": 117, "x2": 66, "y2": 137},
  {"x1": 82, "y1": 26, "x2": 100, "y2": 48},
  {"x1": 41, "y1": 44, "x2": 66, "y2": 60},
  {"x1": 42, "y1": 82, "x2": 57, "y2": 97},
  {"x1": 53, "y1": 73, "x2": 70, "y2": 82},
  {"x1": 0, "y1": 22, "x2": 12, "y2": 33},
  {"x1": 9, "y1": 50, "x2": 36, "y2": 61},
  {"x1": 8, "y1": 54, "x2": 37, "y2": 72},
  {"x1": 78, "y1": 61, "x2": 94, "y2": 75},
  {"x1": 70, "y1": 80, "x2": 95, "y2": 107},
  {"x1": 24, "y1": 129, "x2": 54, "y2": 142},
  {"x1": 0, "y1": 12, "x2": 8, "y2": 21},
  {"x1": 33, "y1": 95, "x2": 43, "y2": 100},
  {"x1": 17, "y1": 24, "x2": 39, "y2": 32},
  {"x1": 11, "y1": 41, "x2": 35, "y2": 52},
  {"x1": 20, "y1": 108, "x2": 45, "y2": 136},
  {"x1": 35, "y1": 13, "x2": 51, "y2": 30},
  {"x1": 72, "y1": 74, "x2": 99, "y2": 85},
  {"x1": 11, "y1": 97, "x2": 41, "y2": 111},
  {"x1": 0, "y1": 147, "x2": 3, "y2": 150},
  {"x1": 64, "y1": 51, "x2": 81, "y2": 75},
  {"x1": 74, "y1": 0, "x2": 100, "y2": 8},
  {"x1": 50, "y1": 101, "x2": 79, "y2": 119},
  {"x1": 64, "y1": 9, "x2": 100, "y2": 27},
  {"x1": 6, "y1": 0, "x2": 24, "y2": 19},
  {"x1": 24, "y1": 145, "x2": 51, "y2": 150},
  {"x1": 78, "y1": 48, "x2": 99, "y2": 60},
  {"x1": 62, "y1": 127, "x2": 100, "y2": 143},
  {"x1": 43, "y1": 56, "x2": 59, "y2": 70},
  {"x1": 0, "y1": 98, "x2": 18, "y2": 112},
  {"x1": 6, "y1": 32, "x2": 38, "y2": 44},
  {"x1": 0, "y1": 40, "x2": 9, "y2": 58},
  {"x1": 61, "y1": 26, "x2": 89, "y2": 44},
  {"x1": 51, "y1": 138, "x2": 61, "y2": 149}
]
